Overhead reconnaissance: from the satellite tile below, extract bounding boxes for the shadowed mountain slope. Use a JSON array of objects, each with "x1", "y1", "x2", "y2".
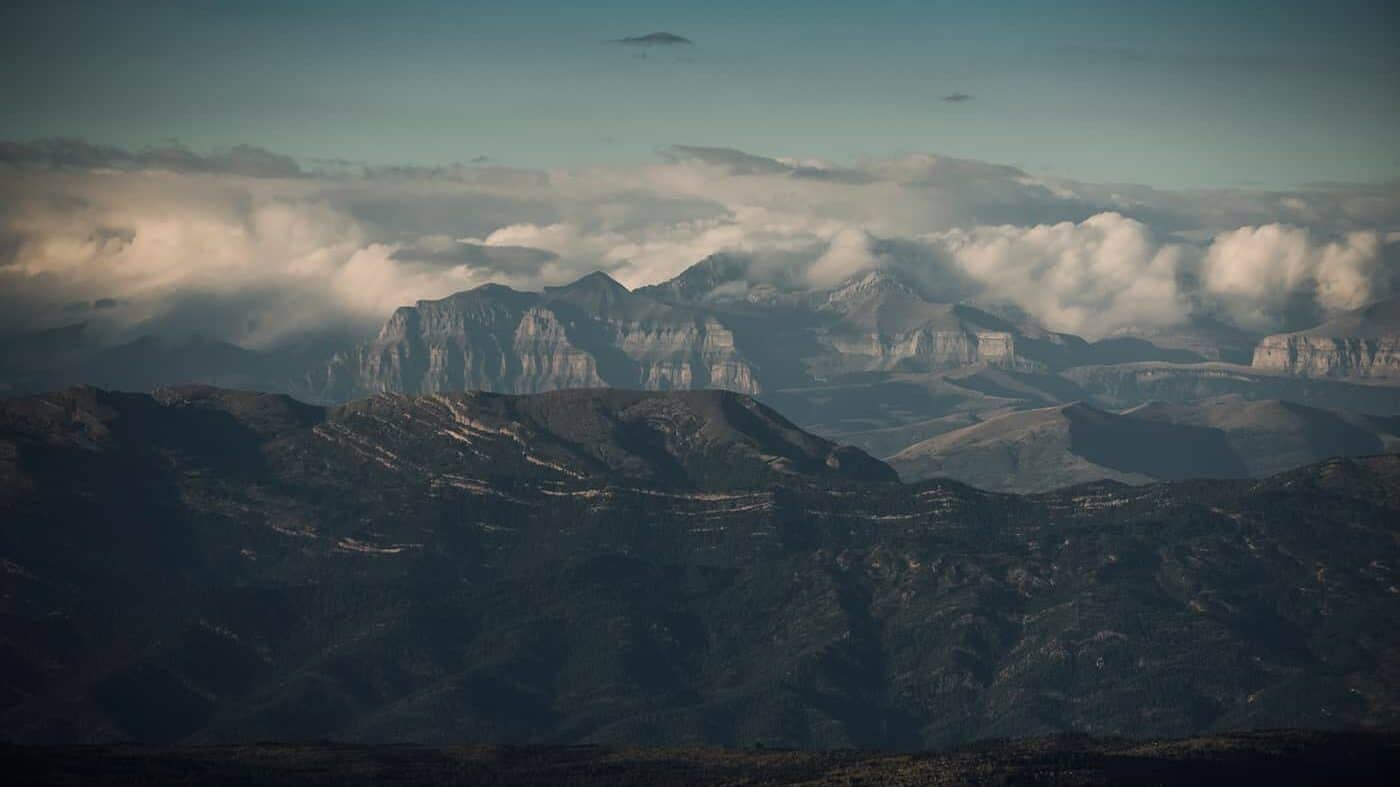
[
  {"x1": 2, "y1": 386, "x2": 1398, "y2": 748},
  {"x1": 889, "y1": 396, "x2": 1400, "y2": 491}
]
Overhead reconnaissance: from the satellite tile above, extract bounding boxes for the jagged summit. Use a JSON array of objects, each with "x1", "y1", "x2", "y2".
[
  {"x1": 635, "y1": 253, "x2": 752, "y2": 303},
  {"x1": 545, "y1": 270, "x2": 630, "y2": 297},
  {"x1": 829, "y1": 268, "x2": 918, "y2": 298},
  {"x1": 543, "y1": 270, "x2": 638, "y2": 315}
]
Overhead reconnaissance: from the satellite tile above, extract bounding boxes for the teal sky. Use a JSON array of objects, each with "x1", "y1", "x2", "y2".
[{"x1": 2, "y1": 0, "x2": 1397, "y2": 188}]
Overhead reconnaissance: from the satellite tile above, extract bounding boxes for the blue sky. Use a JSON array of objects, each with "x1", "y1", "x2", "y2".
[{"x1": 2, "y1": 0, "x2": 1397, "y2": 188}]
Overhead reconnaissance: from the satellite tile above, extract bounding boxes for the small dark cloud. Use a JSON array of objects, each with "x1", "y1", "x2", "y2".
[
  {"x1": 614, "y1": 32, "x2": 693, "y2": 46},
  {"x1": 941, "y1": 92, "x2": 974, "y2": 103},
  {"x1": 58, "y1": 297, "x2": 121, "y2": 313},
  {"x1": 0, "y1": 138, "x2": 302, "y2": 178},
  {"x1": 0, "y1": 138, "x2": 130, "y2": 169}
]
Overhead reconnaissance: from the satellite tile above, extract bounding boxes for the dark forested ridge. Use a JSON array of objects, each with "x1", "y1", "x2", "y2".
[{"x1": 1, "y1": 386, "x2": 1397, "y2": 748}]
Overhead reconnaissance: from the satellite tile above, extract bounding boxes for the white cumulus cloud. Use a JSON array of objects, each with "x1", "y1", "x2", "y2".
[{"x1": 1, "y1": 141, "x2": 1396, "y2": 348}]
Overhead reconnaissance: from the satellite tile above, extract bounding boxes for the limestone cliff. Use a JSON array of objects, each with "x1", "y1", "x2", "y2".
[
  {"x1": 1252, "y1": 298, "x2": 1400, "y2": 378},
  {"x1": 308, "y1": 273, "x2": 763, "y2": 401}
]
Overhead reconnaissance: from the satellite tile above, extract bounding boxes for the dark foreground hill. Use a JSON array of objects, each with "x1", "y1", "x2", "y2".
[
  {"x1": 4, "y1": 731, "x2": 1399, "y2": 786},
  {"x1": 1, "y1": 386, "x2": 1398, "y2": 748}
]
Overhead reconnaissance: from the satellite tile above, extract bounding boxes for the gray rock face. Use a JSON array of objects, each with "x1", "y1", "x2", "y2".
[
  {"x1": 1253, "y1": 335, "x2": 1400, "y2": 377},
  {"x1": 308, "y1": 273, "x2": 762, "y2": 401},
  {"x1": 304, "y1": 267, "x2": 1069, "y2": 403},
  {"x1": 3, "y1": 257, "x2": 1222, "y2": 407},
  {"x1": 641, "y1": 260, "x2": 1209, "y2": 382},
  {"x1": 1252, "y1": 298, "x2": 1400, "y2": 378},
  {"x1": 811, "y1": 271, "x2": 1029, "y2": 373}
]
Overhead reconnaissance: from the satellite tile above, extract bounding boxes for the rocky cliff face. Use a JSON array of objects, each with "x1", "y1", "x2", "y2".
[
  {"x1": 306, "y1": 268, "x2": 1050, "y2": 403},
  {"x1": 308, "y1": 273, "x2": 763, "y2": 401},
  {"x1": 1252, "y1": 334, "x2": 1400, "y2": 377},
  {"x1": 811, "y1": 271, "x2": 1033, "y2": 373},
  {"x1": 820, "y1": 327, "x2": 1024, "y2": 371},
  {"x1": 1251, "y1": 298, "x2": 1400, "y2": 378}
]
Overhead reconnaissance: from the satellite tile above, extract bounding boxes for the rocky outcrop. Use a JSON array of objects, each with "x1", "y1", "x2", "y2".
[
  {"x1": 809, "y1": 271, "x2": 1040, "y2": 373},
  {"x1": 300, "y1": 263, "x2": 1241, "y2": 404},
  {"x1": 308, "y1": 273, "x2": 763, "y2": 401},
  {"x1": 821, "y1": 326, "x2": 1025, "y2": 371},
  {"x1": 1252, "y1": 334, "x2": 1400, "y2": 377},
  {"x1": 1251, "y1": 298, "x2": 1400, "y2": 378}
]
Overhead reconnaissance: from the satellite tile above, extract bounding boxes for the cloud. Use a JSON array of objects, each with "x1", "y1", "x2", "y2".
[
  {"x1": 807, "y1": 228, "x2": 880, "y2": 289},
  {"x1": 0, "y1": 138, "x2": 302, "y2": 178},
  {"x1": 923, "y1": 213, "x2": 1191, "y2": 339},
  {"x1": 1, "y1": 138, "x2": 1396, "y2": 350},
  {"x1": 1201, "y1": 224, "x2": 1387, "y2": 331},
  {"x1": 941, "y1": 92, "x2": 974, "y2": 103},
  {"x1": 614, "y1": 32, "x2": 693, "y2": 46},
  {"x1": 662, "y1": 145, "x2": 875, "y2": 184},
  {"x1": 662, "y1": 146, "x2": 792, "y2": 176},
  {"x1": 388, "y1": 236, "x2": 558, "y2": 274}
]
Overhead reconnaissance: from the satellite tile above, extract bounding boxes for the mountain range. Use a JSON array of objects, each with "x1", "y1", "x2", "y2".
[
  {"x1": 1, "y1": 385, "x2": 1397, "y2": 747},
  {"x1": 888, "y1": 395, "x2": 1400, "y2": 491},
  {"x1": 4, "y1": 256, "x2": 1400, "y2": 493}
]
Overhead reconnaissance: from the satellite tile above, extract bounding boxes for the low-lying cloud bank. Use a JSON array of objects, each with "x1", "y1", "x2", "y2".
[{"x1": 1, "y1": 140, "x2": 1396, "y2": 347}]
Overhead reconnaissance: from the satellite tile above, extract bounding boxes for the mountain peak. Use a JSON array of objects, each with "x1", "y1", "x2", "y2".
[
  {"x1": 826, "y1": 269, "x2": 919, "y2": 304},
  {"x1": 466, "y1": 282, "x2": 521, "y2": 296},
  {"x1": 543, "y1": 271, "x2": 634, "y2": 309},
  {"x1": 558, "y1": 270, "x2": 629, "y2": 294},
  {"x1": 636, "y1": 254, "x2": 753, "y2": 304}
]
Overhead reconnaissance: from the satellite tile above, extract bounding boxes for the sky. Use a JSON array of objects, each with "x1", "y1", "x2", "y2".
[
  {"x1": 1, "y1": 1, "x2": 1398, "y2": 351},
  {"x1": 2, "y1": 0, "x2": 1398, "y2": 189}
]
